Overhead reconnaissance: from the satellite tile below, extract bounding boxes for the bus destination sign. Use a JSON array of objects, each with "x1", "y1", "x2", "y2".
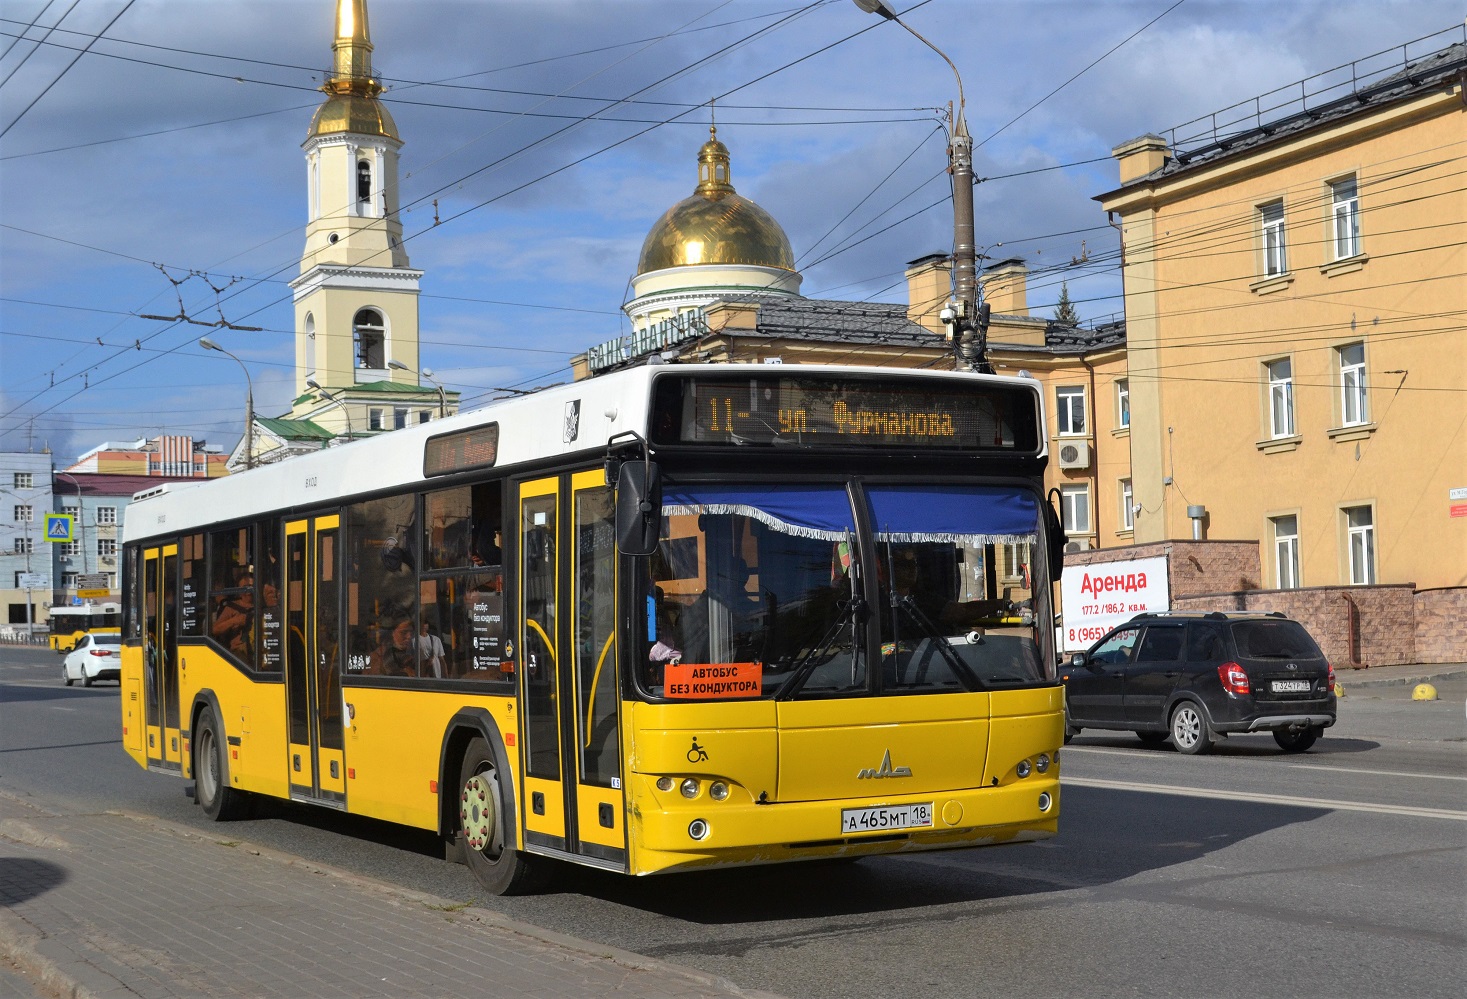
[{"x1": 652, "y1": 374, "x2": 1039, "y2": 452}]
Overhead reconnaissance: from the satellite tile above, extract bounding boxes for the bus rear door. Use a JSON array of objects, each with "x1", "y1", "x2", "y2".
[
  {"x1": 284, "y1": 515, "x2": 347, "y2": 808},
  {"x1": 142, "y1": 544, "x2": 182, "y2": 772},
  {"x1": 517, "y1": 471, "x2": 626, "y2": 869}
]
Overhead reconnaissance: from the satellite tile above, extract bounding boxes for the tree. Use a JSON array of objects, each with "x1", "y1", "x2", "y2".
[{"x1": 1054, "y1": 281, "x2": 1080, "y2": 327}]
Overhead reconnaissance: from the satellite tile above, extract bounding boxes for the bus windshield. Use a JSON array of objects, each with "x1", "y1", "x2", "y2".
[{"x1": 641, "y1": 481, "x2": 1049, "y2": 700}]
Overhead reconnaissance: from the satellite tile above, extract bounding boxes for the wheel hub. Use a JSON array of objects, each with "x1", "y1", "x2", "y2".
[{"x1": 460, "y1": 773, "x2": 496, "y2": 852}]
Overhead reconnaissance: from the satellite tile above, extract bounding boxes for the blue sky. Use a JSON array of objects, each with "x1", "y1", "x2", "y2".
[{"x1": 2, "y1": 0, "x2": 1461, "y2": 460}]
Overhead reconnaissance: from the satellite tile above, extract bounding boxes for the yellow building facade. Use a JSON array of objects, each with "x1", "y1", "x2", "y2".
[{"x1": 1098, "y1": 36, "x2": 1465, "y2": 591}]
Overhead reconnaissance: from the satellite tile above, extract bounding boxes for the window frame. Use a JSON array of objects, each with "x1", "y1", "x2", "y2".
[
  {"x1": 1055, "y1": 385, "x2": 1087, "y2": 437},
  {"x1": 1271, "y1": 514, "x2": 1300, "y2": 589},
  {"x1": 12, "y1": 537, "x2": 31, "y2": 555},
  {"x1": 13, "y1": 505, "x2": 32, "y2": 523},
  {"x1": 1330, "y1": 176, "x2": 1360, "y2": 260},
  {"x1": 1119, "y1": 478, "x2": 1133, "y2": 532},
  {"x1": 1260, "y1": 200, "x2": 1287, "y2": 277},
  {"x1": 1338, "y1": 342, "x2": 1368, "y2": 427},
  {"x1": 96, "y1": 506, "x2": 117, "y2": 525},
  {"x1": 13, "y1": 472, "x2": 32, "y2": 489},
  {"x1": 1344, "y1": 504, "x2": 1376, "y2": 585},
  {"x1": 1265, "y1": 357, "x2": 1295, "y2": 439},
  {"x1": 1115, "y1": 379, "x2": 1129, "y2": 430},
  {"x1": 1060, "y1": 483, "x2": 1091, "y2": 536}
]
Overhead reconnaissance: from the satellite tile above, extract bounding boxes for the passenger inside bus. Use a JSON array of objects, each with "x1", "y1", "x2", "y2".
[
  {"x1": 370, "y1": 616, "x2": 418, "y2": 677},
  {"x1": 210, "y1": 572, "x2": 254, "y2": 658}
]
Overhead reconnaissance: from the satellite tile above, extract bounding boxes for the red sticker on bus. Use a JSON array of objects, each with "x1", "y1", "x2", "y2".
[{"x1": 663, "y1": 662, "x2": 763, "y2": 699}]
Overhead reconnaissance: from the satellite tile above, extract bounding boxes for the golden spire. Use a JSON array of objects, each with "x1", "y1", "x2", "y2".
[
  {"x1": 324, "y1": 0, "x2": 380, "y2": 98},
  {"x1": 695, "y1": 123, "x2": 734, "y2": 199}
]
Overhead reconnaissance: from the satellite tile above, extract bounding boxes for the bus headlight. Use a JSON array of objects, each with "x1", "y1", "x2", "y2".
[
  {"x1": 709, "y1": 781, "x2": 729, "y2": 801},
  {"x1": 689, "y1": 818, "x2": 709, "y2": 840},
  {"x1": 680, "y1": 778, "x2": 700, "y2": 799},
  {"x1": 1036, "y1": 753, "x2": 1051, "y2": 774},
  {"x1": 656, "y1": 777, "x2": 674, "y2": 792},
  {"x1": 1038, "y1": 792, "x2": 1052, "y2": 812},
  {"x1": 1016, "y1": 759, "x2": 1032, "y2": 779}
]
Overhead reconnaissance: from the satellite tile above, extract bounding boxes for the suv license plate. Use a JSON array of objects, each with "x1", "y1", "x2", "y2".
[
  {"x1": 841, "y1": 803, "x2": 934, "y2": 834},
  {"x1": 1271, "y1": 679, "x2": 1311, "y2": 693}
]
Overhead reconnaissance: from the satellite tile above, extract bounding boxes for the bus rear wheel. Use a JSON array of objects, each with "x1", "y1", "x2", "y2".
[
  {"x1": 194, "y1": 710, "x2": 249, "y2": 821},
  {"x1": 457, "y1": 737, "x2": 550, "y2": 896}
]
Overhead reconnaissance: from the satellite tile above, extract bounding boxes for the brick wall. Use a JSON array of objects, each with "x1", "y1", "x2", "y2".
[
  {"x1": 1171, "y1": 585, "x2": 1416, "y2": 668},
  {"x1": 1065, "y1": 540, "x2": 1261, "y2": 599},
  {"x1": 1414, "y1": 588, "x2": 1467, "y2": 664}
]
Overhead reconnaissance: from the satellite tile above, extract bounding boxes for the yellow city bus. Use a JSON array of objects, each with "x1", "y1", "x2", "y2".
[
  {"x1": 120, "y1": 364, "x2": 1066, "y2": 894},
  {"x1": 48, "y1": 603, "x2": 122, "y2": 653}
]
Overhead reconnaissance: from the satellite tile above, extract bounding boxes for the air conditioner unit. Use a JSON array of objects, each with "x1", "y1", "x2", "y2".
[
  {"x1": 1057, "y1": 440, "x2": 1091, "y2": 469},
  {"x1": 1064, "y1": 540, "x2": 1084, "y2": 554},
  {"x1": 99, "y1": 556, "x2": 116, "y2": 566}
]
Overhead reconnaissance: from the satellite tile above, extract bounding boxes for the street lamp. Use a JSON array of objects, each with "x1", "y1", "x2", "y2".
[
  {"x1": 852, "y1": 0, "x2": 987, "y2": 370},
  {"x1": 199, "y1": 337, "x2": 254, "y2": 469},
  {"x1": 387, "y1": 359, "x2": 448, "y2": 420},
  {"x1": 55, "y1": 471, "x2": 87, "y2": 577},
  {"x1": 306, "y1": 377, "x2": 354, "y2": 442}
]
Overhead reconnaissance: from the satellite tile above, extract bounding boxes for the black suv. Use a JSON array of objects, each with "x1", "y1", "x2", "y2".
[{"x1": 1060, "y1": 611, "x2": 1336, "y2": 754}]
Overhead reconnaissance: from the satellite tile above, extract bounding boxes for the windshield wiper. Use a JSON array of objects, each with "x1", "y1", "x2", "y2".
[
  {"x1": 774, "y1": 594, "x2": 866, "y2": 699},
  {"x1": 896, "y1": 595, "x2": 981, "y2": 690}
]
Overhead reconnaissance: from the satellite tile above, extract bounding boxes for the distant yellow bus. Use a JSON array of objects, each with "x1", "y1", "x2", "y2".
[
  {"x1": 120, "y1": 364, "x2": 1067, "y2": 894},
  {"x1": 48, "y1": 603, "x2": 121, "y2": 653}
]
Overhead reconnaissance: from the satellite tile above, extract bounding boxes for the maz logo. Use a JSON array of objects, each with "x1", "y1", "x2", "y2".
[{"x1": 857, "y1": 750, "x2": 912, "y2": 779}]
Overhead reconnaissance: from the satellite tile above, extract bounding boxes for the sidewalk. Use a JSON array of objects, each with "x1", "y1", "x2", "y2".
[
  {"x1": 0, "y1": 791, "x2": 781, "y2": 999},
  {"x1": 1334, "y1": 660, "x2": 1467, "y2": 689}
]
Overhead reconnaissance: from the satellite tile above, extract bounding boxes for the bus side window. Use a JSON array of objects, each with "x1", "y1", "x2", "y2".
[
  {"x1": 424, "y1": 486, "x2": 473, "y2": 570},
  {"x1": 470, "y1": 483, "x2": 502, "y2": 568}
]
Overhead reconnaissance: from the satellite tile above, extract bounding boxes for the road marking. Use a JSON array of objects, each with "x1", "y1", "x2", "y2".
[
  {"x1": 1062, "y1": 776, "x2": 1467, "y2": 822},
  {"x1": 1288, "y1": 763, "x2": 1467, "y2": 782}
]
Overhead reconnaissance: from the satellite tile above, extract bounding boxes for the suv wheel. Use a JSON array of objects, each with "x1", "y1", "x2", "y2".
[
  {"x1": 1273, "y1": 727, "x2": 1320, "y2": 753},
  {"x1": 1170, "y1": 701, "x2": 1213, "y2": 755}
]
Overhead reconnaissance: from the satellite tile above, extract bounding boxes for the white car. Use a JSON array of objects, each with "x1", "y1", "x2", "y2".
[{"x1": 62, "y1": 633, "x2": 122, "y2": 687}]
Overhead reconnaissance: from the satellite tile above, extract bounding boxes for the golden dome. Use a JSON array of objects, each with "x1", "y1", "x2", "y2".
[
  {"x1": 307, "y1": 93, "x2": 399, "y2": 141},
  {"x1": 307, "y1": 1, "x2": 398, "y2": 141},
  {"x1": 636, "y1": 127, "x2": 795, "y2": 274}
]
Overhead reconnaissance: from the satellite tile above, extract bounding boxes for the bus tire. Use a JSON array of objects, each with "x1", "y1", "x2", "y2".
[
  {"x1": 457, "y1": 737, "x2": 550, "y2": 896},
  {"x1": 194, "y1": 709, "x2": 249, "y2": 821}
]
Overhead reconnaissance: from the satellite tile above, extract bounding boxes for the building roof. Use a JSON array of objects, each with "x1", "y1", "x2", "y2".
[
  {"x1": 1114, "y1": 30, "x2": 1465, "y2": 188},
  {"x1": 53, "y1": 473, "x2": 199, "y2": 497},
  {"x1": 256, "y1": 417, "x2": 336, "y2": 442}
]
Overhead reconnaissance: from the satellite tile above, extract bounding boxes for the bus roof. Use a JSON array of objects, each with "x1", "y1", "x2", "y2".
[{"x1": 121, "y1": 363, "x2": 1042, "y2": 545}]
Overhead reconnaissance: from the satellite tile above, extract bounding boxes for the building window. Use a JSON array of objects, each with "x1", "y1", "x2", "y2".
[
  {"x1": 62, "y1": 573, "x2": 78, "y2": 589},
  {"x1": 1060, "y1": 484, "x2": 1090, "y2": 535},
  {"x1": 1266, "y1": 358, "x2": 1294, "y2": 438},
  {"x1": 419, "y1": 410, "x2": 433, "y2": 424},
  {"x1": 353, "y1": 308, "x2": 385, "y2": 369},
  {"x1": 1119, "y1": 479, "x2": 1133, "y2": 532},
  {"x1": 1345, "y1": 506, "x2": 1375, "y2": 585},
  {"x1": 393, "y1": 408, "x2": 408, "y2": 430},
  {"x1": 12, "y1": 537, "x2": 31, "y2": 555},
  {"x1": 1272, "y1": 515, "x2": 1300, "y2": 589},
  {"x1": 96, "y1": 506, "x2": 117, "y2": 525},
  {"x1": 98, "y1": 539, "x2": 117, "y2": 558},
  {"x1": 1331, "y1": 176, "x2": 1360, "y2": 259},
  {"x1": 13, "y1": 505, "x2": 32, "y2": 523},
  {"x1": 1339, "y1": 342, "x2": 1368, "y2": 426},
  {"x1": 61, "y1": 539, "x2": 82, "y2": 557},
  {"x1": 13, "y1": 472, "x2": 32, "y2": 489},
  {"x1": 1260, "y1": 200, "x2": 1287, "y2": 276},
  {"x1": 1000, "y1": 542, "x2": 1031, "y2": 583},
  {"x1": 357, "y1": 159, "x2": 372, "y2": 204},
  {"x1": 1115, "y1": 380, "x2": 1129, "y2": 429},
  {"x1": 368, "y1": 408, "x2": 385, "y2": 431},
  {"x1": 1056, "y1": 386, "x2": 1086, "y2": 436}
]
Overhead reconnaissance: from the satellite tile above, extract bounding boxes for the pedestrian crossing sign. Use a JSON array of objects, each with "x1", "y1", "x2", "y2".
[{"x1": 44, "y1": 513, "x2": 74, "y2": 542}]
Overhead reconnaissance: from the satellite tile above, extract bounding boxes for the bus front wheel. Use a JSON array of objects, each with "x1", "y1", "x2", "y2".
[
  {"x1": 194, "y1": 710, "x2": 249, "y2": 821},
  {"x1": 457, "y1": 737, "x2": 550, "y2": 895}
]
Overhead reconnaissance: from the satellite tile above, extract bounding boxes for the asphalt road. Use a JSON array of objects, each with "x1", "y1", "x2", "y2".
[{"x1": 2, "y1": 645, "x2": 1463, "y2": 999}]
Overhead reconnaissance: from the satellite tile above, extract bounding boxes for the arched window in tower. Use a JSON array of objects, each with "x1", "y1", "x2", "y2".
[
  {"x1": 353, "y1": 308, "x2": 385, "y2": 370},
  {"x1": 357, "y1": 160, "x2": 372, "y2": 206},
  {"x1": 304, "y1": 313, "x2": 316, "y2": 376}
]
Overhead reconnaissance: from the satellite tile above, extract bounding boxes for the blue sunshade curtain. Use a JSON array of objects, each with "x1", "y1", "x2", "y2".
[
  {"x1": 866, "y1": 485, "x2": 1037, "y2": 544},
  {"x1": 662, "y1": 484, "x2": 854, "y2": 541}
]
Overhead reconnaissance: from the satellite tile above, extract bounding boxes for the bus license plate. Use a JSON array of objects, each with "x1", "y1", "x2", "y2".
[
  {"x1": 1271, "y1": 679, "x2": 1311, "y2": 693},
  {"x1": 841, "y1": 802, "x2": 934, "y2": 834}
]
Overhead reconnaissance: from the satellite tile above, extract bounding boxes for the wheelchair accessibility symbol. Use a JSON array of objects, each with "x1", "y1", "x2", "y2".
[{"x1": 687, "y1": 737, "x2": 708, "y2": 763}]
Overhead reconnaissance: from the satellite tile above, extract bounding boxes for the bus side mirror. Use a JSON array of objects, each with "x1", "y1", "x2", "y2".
[
  {"x1": 1045, "y1": 494, "x2": 1066, "y2": 580},
  {"x1": 615, "y1": 460, "x2": 661, "y2": 556}
]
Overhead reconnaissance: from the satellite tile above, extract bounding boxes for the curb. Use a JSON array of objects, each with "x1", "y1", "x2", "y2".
[
  {"x1": 1341, "y1": 668, "x2": 1467, "y2": 689},
  {"x1": 100, "y1": 809, "x2": 786, "y2": 999}
]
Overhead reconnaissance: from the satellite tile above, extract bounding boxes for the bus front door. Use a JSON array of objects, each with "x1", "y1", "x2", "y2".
[
  {"x1": 143, "y1": 544, "x2": 182, "y2": 772},
  {"x1": 284, "y1": 515, "x2": 347, "y2": 808},
  {"x1": 517, "y1": 472, "x2": 626, "y2": 869}
]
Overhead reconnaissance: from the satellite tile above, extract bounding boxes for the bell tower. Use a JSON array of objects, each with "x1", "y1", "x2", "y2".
[{"x1": 287, "y1": 0, "x2": 425, "y2": 408}]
